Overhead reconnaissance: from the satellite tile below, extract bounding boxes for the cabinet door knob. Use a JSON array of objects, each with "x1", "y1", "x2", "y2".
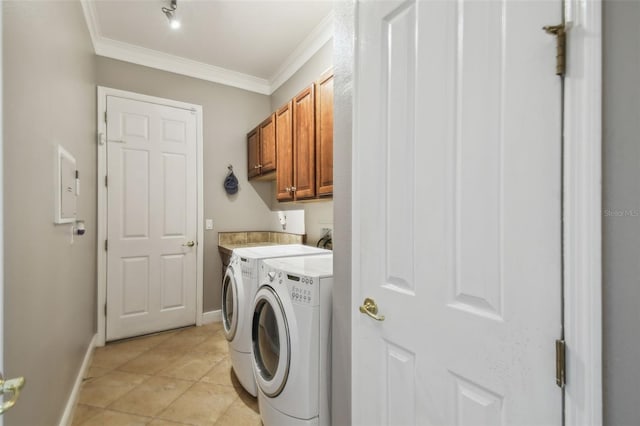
[{"x1": 290, "y1": 186, "x2": 296, "y2": 192}]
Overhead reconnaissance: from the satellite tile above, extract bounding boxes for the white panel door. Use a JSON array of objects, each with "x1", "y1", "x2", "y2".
[
  {"x1": 106, "y1": 96, "x2": 197, "y2": 341},
  {"x1": 353, "y1": 0, "x2": 562, "y2": 424}
]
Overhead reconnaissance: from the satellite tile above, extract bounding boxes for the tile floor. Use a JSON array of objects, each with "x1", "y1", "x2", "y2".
[{"x1": 71, "y1": 322, "x2": 262, "y2": 426}]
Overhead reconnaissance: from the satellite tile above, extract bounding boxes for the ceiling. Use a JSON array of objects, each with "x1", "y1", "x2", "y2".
[{"x1": 81, "y1": 0, "x2": 335, "y2": 94}]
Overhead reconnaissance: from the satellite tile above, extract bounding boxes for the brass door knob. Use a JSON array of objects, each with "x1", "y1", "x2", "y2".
[
  {"x1": 359, "y1": 297, "x2": 385, "y2": 321},
  {"x1": 182, "y1": 241, "x2": 195, "y2": 247},
  {"x1": 0, "y1": 375, "x2": 25, "y2": 414}
]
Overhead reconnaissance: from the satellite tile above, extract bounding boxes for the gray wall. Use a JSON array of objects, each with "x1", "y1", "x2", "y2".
[
  {"x1": 269, "y1": 40, "x2": 334, "y2": 246},
  {"x1": 96, "y1": 57, "x2": 274, "y2": 312},
  {"x1": 270, "y1": 40, "x2": 334, "y2": 110},
  {"x1": 3, "y1": 2, "x2": 97, "y2": 424},
  {"x1": 603, "y1": 1, "x2": 640, "y2": 424},
  {"x1": 332, "y1": 2, "x2": 354, "y2": 425}
]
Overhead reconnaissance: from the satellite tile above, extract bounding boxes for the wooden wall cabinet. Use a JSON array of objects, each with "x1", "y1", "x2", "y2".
[
  {"x1": 276, "y1": 83, "x2": 321, "y2": 202},
  {"x1": 315, "y1": 71, "x2": 334, "y2": 197},
  {"x1": 276, "y1": 101, "x2": 294, "y2": 201},
  {"x1": 247, "y1": 70, "x2": 334, "y2": 200},
  {"x1": 247, "y1": 127, "x2": 260, "y2": 179},
  {"x1": 247, "y1": 113, "x2": 276, "y2": 180},
  {"x1": 292, "y1": 84, "x2": 316, "y2": 200}
]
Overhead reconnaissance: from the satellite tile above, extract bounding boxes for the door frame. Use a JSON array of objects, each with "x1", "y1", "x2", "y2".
[
  {"x1": 343, "y1": 0, "x2": 603, "y2": 425},
  {"x1": 96, "y1": 86, "x2": 204, "y2": 346},
  {"x1": 563, "y1": 0, "x2": 603, "y2": 423},
  {"x1": 0, "y1": 6, "x2": 4, "y2": 426}
]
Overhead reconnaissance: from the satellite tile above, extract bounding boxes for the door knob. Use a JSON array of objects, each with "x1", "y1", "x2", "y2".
[
  {"x1": 359, "y1": 297, "x2": 385, "y2": 321},
  {"x1": 0, "y1": 374, "x2": 25, "y2": 414},
  {"x1": 182, "y1": 241, "x2": 195, "y2": 247}
]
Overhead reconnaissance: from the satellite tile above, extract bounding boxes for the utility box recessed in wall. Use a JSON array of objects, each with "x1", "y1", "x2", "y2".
[{"x1": 54, "y1": 145, "x2": 77, "y2": 224}]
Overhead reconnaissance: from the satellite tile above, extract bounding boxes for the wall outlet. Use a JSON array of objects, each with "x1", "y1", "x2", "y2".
[
  {"x1": 321, "y1": 227, "x2": 332, "y2": 237},
  {"x1": 205, "y1": 219, "x2": 214, "y2": 230}
]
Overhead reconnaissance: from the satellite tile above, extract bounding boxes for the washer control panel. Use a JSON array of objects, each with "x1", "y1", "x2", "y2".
[
  {"x1": 287, "y1": 273, "x2": 315, "y2": 305},
  {"x1": 260, "y1": 264, "x2": 318, "y2": 306},
  {"x1": 240, "y1": 257, "x2": 257, "y2": 281}
]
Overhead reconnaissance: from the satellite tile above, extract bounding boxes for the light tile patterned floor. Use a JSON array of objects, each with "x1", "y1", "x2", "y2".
[{"x1": 71, "y1": 323, "x2": 262, "y2": 426}]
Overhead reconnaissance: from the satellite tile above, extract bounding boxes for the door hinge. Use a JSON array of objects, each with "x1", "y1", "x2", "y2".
[
  {"x1": 104, "y1": 303, "x2": 107, "y2": 316},
  {"x1": 105, "y1": 175, "x2": 108, "y2": 187},
  {"x1": 543, "y1": 24, "x2": 566, "y2": 76},
  {"x1": 555, "y1": 339, "x2": 566, "y2": 388},
  {"x1": 104, "y1": 111, "x2": 107, "y2": 123},
  {"x1": 104, "y1": 239, "x2": 108, "y2": 251}
]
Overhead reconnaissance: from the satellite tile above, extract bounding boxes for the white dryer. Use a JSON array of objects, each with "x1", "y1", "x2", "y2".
[
  {"x1": 221, "y1": 244, "x2": 330, "y2": 397},
  {"x1": 251, "y1": 254, "x2": 333, "y2": 426}
]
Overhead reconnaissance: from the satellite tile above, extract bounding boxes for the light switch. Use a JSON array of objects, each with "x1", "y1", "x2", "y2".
[{"x1": 205, "y1": 219, "x2": 214, "y2": 230}]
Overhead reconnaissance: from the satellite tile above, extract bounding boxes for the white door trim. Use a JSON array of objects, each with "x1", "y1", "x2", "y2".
[
  {"x1": 564, "y1": 0, "x2": 603, "y2": 424},
  {"x1": 96, "y1": 86, "x2": 204, "y2": 346},
  {"x1": 0, "y1": 6, "x2": 4, "y2": 426}
]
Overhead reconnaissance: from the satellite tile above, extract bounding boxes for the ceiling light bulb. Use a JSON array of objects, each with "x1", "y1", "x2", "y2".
[{"x1": 162, "y1": 0, "x2": 180, "y2": 30}]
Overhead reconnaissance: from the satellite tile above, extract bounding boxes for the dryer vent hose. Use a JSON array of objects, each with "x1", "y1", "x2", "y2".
[{"x1": 316, "y1": 233, "x2": 332, "y2": 250}]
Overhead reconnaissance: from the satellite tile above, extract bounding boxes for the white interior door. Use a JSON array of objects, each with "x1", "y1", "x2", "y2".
[
  {"x1": 106, "y1": 96, "x2": 197, "y2": 341},
  {"x1": 353, "y1": 0, "x2": 563, "y2": 424}
]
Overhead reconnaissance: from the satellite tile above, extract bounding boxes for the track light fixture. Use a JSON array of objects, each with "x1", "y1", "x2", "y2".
[{"x1": 162, "y1": 0, "x2": 180, "y2": 29}]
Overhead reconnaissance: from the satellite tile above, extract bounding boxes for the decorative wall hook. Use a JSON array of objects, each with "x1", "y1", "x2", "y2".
[{"x1": 224, "y1": 164, "x2": 238, "y2": 195}]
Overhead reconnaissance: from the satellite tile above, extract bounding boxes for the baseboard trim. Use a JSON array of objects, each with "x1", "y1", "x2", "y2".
[
  {"x1": 202, "y1": 309, "x2": 222, "y2": 324},
  {"x1": 59, "y1": 334, "x2": 97, "y2": 426}
]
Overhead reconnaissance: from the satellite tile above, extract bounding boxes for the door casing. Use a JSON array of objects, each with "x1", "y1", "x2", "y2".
[
  {"x1": 0, "y1": 6, "x2": 4, "y2": 426},
  {"x1": 96, "y1": 86, "x2": 204, "y2": 346},
  {"x1": 562, "y1": 0, "x2": 603, "y2": 423}
]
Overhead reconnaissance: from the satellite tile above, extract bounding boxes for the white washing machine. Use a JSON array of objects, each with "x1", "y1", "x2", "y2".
[
  {"x1": 221, "y1": 244, "x2": 330, "y2": 397},
  {"x1": 251, "y1": 254, "x2": 333, "y2": 426}
]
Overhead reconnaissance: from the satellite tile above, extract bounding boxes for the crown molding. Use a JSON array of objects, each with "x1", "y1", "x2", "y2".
[
  {"x1": 268, "y1": 10, "x2": 335, "y2": 92},
  {"x1": 80, "y1": 0, "x2": 333, "y2": 95},
  {"x1": 80, "y1": 0, "x2": 100, "y2": 47},
  {"x1": 94, "y1": 37, "x2": 272, "y2": 94}
]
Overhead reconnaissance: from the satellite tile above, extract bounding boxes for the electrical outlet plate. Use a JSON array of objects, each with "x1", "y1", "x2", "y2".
[{"x1": 321, "y1": 227, "x2": 332, "y2": 236}]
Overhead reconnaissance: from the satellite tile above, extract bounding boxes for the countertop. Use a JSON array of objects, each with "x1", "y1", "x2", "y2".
[
  {"x1": 217, "y1": 241, "x2": 280, "y2": 257},
  {"x1": 217, "y1": 231, "x2": 305, "y2": 258}
]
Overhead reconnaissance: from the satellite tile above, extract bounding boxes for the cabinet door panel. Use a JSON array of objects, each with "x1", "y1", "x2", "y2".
[
  {"x1": 316, "y1": 71, "x2": 334, "y2": 196},
  {"x1": 247, "y1": 127, "x2": 260, "y2": 179},
  {"x1": 293, "y1": 85, "x2": 316, "y2": 199},
  {"x1": 260, "y1": 113, "x2": 276, "y2": 173},
  {"x1": 276, "y1": 102, "x2": 294, "y2": 201}
]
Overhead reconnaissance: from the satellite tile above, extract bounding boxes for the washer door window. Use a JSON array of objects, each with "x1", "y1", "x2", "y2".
[
  {"x1": 221, "y1": 267, "x2": 239, "y2": 341},
  {"x1": 252, "y1": 286, "x2": 290, "y2": 397}
]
